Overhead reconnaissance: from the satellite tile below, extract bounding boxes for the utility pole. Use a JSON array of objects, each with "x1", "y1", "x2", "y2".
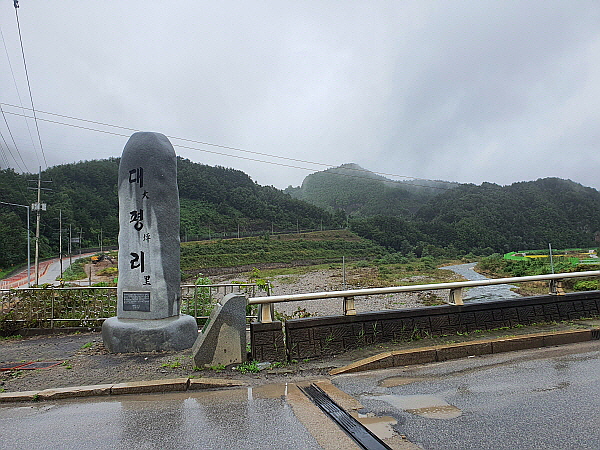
[
  {"x1": 29, "y1": 168, "x2": 51, "y2": 285},
  {"x1": 59, "y1": 209, "x2": 63, "y2": 279},
  {"x1": 33, "y1": 169, "x2": 42, "y2": 285},
  {"x1": 68, "y1": 224, "x2": 72, "y2": 265}
]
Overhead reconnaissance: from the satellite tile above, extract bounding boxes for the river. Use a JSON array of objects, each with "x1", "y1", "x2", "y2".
[{"x1": 440, "y1": 262, "x2": 521, "y2": 303}]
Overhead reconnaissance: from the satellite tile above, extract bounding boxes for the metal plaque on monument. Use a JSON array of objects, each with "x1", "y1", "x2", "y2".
[{"x1": 102, "y1": 132, "x2": 197, "y2": 352}]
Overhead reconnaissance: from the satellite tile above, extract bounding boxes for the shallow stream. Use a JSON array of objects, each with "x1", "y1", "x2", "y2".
[{"x1": 440, "y1": 262, "x2": 521, "y2": 303}]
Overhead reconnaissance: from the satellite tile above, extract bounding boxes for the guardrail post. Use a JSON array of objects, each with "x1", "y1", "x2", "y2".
[
  {"x1": 449, "y1": 288, "x2": 463, "y2": 305},
  {"x1": 258, "y1": 303, "x2": 274, "y2": 323},
  {"x1": 549, "y1": 279, "x2": 565, "y2": 295},
  {"x1": 344, "y1": 296, "x2": 356, "y2": 315}
]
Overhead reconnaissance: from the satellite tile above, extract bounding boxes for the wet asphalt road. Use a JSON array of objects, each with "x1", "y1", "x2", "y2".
[
  {"x1": 332, "y1": 340, "x2": 600, "y2": 450},
  {"x1": 0, "y1": 386, "x2": 324, "y2": 450}
]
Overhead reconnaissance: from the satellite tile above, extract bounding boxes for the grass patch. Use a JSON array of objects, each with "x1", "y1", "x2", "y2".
[
  {"x1": 180, "y1": 231, "x2": 385, "y2": 272},
  {"x1": 0, "y1": 334, "x2": 22, "y2": 341},
  {"x1": 61, "y1": 259, "x2": 89, "y2": 281},
  {"x1": 235, "y1": 360, "x2": 261, "y2": 374}
]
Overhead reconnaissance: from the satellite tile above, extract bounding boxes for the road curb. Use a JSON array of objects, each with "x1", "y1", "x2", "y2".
[
  {"x1": 329, "y1": 328, "x2": 598, "y2": 375},
  {"x1": 0, "y1": 377, "x2": 247, "y2": 403}
]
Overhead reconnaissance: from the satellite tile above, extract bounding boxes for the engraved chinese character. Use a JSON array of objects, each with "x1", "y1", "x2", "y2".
[
  {"x1": 143, "y1": 233, "x2": 151, "y2": 241},
  {"x1": 130, "y1": 209, "x2": 144, "y2": 231},
  {"x1": 129, "y1": 167, "x2": 144, "y2": 188},
  {"x1": 130, "y1": 251, "x2": 145, "y2": 272},
  {"x1": 143, "y1": 275, "x2": 151, "y2": 285},
  {"x1": 142, "y1": 190, "x2": 149, "y2": 199}
]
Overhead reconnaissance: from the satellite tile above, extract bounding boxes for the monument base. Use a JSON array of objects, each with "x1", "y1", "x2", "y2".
[{"x1": 102, "y1": 315, "x2": 198, "y2": 353}]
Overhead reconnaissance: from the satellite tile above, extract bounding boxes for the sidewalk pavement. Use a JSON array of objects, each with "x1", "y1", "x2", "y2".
[
  {"x1": 1, "y1": 319, "x2": 599, "y2": 403},
  {"x1": 0, "y1": 252, "x2": 97, "y2": 288}
]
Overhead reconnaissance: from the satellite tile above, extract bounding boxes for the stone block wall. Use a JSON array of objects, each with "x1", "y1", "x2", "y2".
[
  {"x1": 250, "y1": 321, "x2": 286, "y2": 362},
  {"x1": 250, "y1": 291, "x2": 600, "y2": 361}
]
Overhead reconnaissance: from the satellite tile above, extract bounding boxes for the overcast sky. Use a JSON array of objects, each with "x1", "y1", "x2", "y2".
[{"x1": 1, "y1": 1, "x2": 599, "y2": 191}]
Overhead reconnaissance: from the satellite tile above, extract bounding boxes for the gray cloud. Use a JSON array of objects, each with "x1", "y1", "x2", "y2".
[{"x1": 1, "y1": 0, "x2": 599, "y2": 191}]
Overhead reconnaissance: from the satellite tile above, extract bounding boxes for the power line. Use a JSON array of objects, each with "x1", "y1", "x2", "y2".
[
  {"x1": 13, "y1": 2, "x2": 47, "y2": 168},
  {"x1": 0, "y1": 23, "x2": 37, "y2": 172},
  {"x1": 1, "y1": 109, "x2": 453, "y2": 191},
  {"x1": 0, "y1": 133, "x2": 11, "y2": 168},
  {"x1": 0, "y1": 104, "x2": 29, "y2": 171},
  {"x1": 0, "y1": 104, "x2": 457, "y2": 189}
]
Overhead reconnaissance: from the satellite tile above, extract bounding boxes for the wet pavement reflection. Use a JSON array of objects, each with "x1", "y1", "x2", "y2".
[
  {"x1": 332, "y1": 341, "x2": 600, "y2": 450},
  {"x1": 0, "y1": 386, "x2": 323, "y2": 450}
]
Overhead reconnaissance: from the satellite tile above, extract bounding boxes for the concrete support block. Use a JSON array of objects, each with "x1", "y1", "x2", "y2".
[
  {"x1": 192, "y1": 293, "x2": 247, "y2": 368},
  {"x1": 111, "y1": 378, "x2": 189, "y2": 395},
  {"x1": 344, "y1": 296, "x2": 357, "y2": 315},
  {"x1": 449, "y1": 288, "x2": 464, "y2": 305},
  {"x1": 102, "y1": 314, "x2": 198, "y2": 353},
  {"x1": 38, "y1": 384, "x2": 113, "y2": 400},
  {"x1": 0, "y1": 391, "x2": 41, "y2": 403},
  {"x1": 436, "y1": 341, "x2": 492, "y2": 361},
  {"x1": 188, "y1": 378, "x2": 247, "y2": 390},
  {"x1": 392, "y1": 347, "x2": 437, "y2": 366},
  {"x1": 491, "y1": 335, "x2": 544, "y2": 353},
  {"x1": 329, "y1": 352, "x2": 394, "y2": 375},
  {"x1": 543, "y1": 329, "x2": 592, "y2": 346}
]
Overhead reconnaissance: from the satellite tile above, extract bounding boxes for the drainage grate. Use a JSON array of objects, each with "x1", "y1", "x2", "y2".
[
  {"x1": 299, "y1": 383, "x2": 392, "y2": 450},
  {"x1": 592, "y1": 329, "x2": 600, "y2": 340}
]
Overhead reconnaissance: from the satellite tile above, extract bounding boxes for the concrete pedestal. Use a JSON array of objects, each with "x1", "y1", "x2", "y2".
[{"x1": 102, "y1": 314, "x2": 198, "y2": 353}]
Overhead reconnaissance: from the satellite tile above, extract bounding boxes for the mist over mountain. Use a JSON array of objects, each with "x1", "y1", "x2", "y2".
[
  {"x1": 1, "y1": 159, "x2": 599, "y2": 271},
  {"x1": 286, "y1": 165, "x2": 600, "y2": 254},
  {"x1": 285, "y1": 163, "x2": 458, "y2": 217}
]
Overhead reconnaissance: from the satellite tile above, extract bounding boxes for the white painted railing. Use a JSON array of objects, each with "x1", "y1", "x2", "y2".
[{"x1": 248, "y1": 270, "x2": 600, "y2": 323}]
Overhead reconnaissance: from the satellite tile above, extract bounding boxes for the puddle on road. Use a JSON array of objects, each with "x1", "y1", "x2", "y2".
[
  {"x1": 248, "y1": 383, "x2": 288, "y2": 399},
  {"x1": 367, "y1": 394, "x2": 462, "y2": 419},
  {"x1": 379, "y1": 377, "x2": 424, "y2": 388},
  {"x1": 533, "y1": 381, "x2": 570, "y2": 392},
  {"x1": 352, "y1": 412, "x2": 398, "y2": 439}
]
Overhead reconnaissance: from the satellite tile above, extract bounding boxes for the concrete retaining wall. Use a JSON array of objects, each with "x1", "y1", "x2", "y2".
[{"x1": 250, "y1": 291, "x2": 600, "y2": 361}]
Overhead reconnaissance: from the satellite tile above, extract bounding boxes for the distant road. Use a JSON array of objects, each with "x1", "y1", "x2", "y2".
[{"x1": 0, "y1": 253, "x2": 96, "y2": 288}]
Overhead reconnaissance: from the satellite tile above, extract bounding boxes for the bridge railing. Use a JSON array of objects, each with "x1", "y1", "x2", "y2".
[
  {"x1": 248, "y1": 270, "x2": 600, "y2": 323},
  {"x1": 0, "y1": 283, "x2": 265, "y2": 329}
]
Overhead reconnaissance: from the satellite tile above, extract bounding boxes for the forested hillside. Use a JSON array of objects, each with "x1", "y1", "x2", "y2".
[
  {"x1": 2, "y1": 158, "x2": 599, "y2": 273},
  {"x1": 352, "y1": 178, "x2": 600, "y2": 256},
  {"x1": 285, "y1": 163, "x2": 456, "y2": 217},
  {"x1": 0, "y1": 158, "x2": 339, "y2": 269}
]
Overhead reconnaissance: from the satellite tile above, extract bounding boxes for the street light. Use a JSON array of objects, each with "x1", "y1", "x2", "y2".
[{"x1": 0, "y1": 200, "x2": 31, "y2": 287}]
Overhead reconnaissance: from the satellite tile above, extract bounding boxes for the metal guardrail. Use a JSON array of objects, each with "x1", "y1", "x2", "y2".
[
  {"x1": 0, "y1": 283, "x2": 265, "y2": 329},
  {"x1": 248, "y1": 270, "x2": 600, "y2": 323}
]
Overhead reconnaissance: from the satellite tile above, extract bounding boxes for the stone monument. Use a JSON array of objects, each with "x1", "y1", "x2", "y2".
[{"x1": 102, "y1": 132, "x2": 198, "y2": 352}]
